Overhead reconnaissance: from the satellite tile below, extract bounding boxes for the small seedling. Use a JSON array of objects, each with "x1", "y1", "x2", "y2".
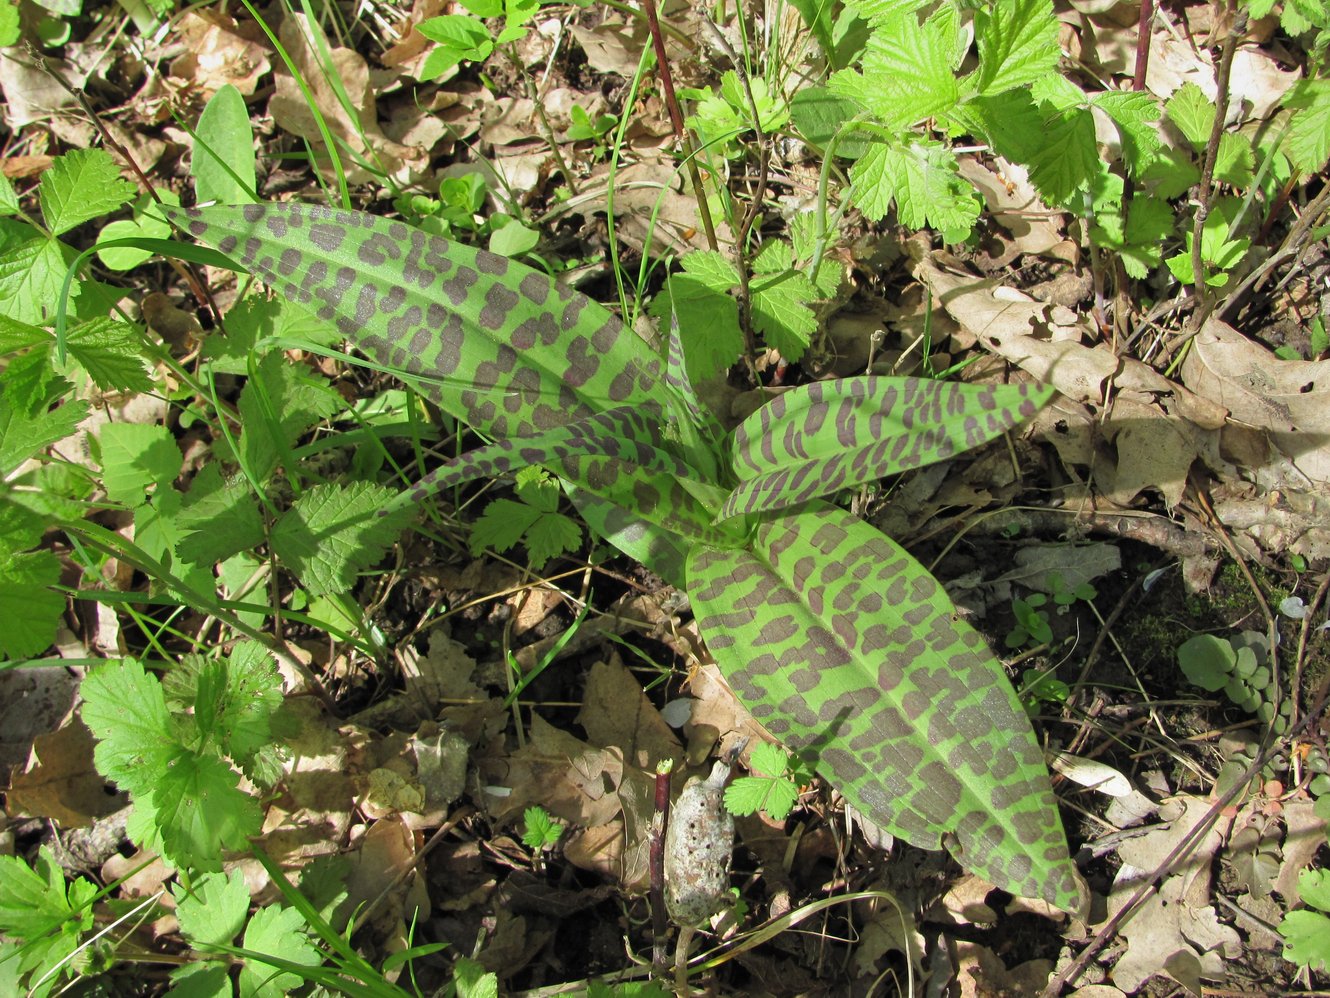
[
  {"x1": 1018, "y1": 667, "x2": 1070, "y2": 716},
  {"x1": 566, "y1": 104, "x2": 619, "y2": 159},
  {"x1": 470, "y1": 466, "x2": 583, "y2": 571},
  {"x1": 1006, "y1": 593, "x2": 1053, "y2": 648},
  {"x1": 521, "y1": 805, "x2": 564, "y2": 851},
  {"x1": 1176, "y1": 630, "x2": 1289, "y2": 730},
  {"x1": 723, "y1": 742, "x2": 814, "y2": 822}
]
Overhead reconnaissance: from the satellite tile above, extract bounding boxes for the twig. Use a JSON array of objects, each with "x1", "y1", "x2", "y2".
[
  {"x1": 641, "y1": 0, "x2": 719, "y2": 252},
  {"x1": 1186, "y1": 5, "x2": 1247, "y2": 330},
  {"x1": 650, "y1": 759, "x2": 674, "y2": 978},
  {"x1": 1131, "y1": 0, "x2": 1153, "y2": 92}
]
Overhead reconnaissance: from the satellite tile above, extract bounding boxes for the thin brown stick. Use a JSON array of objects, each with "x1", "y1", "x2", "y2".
[{"x1": 642, "y1": 0, "x2": 719, "y2": 252}]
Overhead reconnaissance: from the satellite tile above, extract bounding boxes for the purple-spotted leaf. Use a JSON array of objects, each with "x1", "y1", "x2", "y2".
[
  {"x1": 721, "y1": 376, "x2": 1051, "y2": 521},
  {"x1": 164, "y1": 204, "x2": 670, "y2": 440},
  {"x1": 687, "y1": 502, "x2": 1081, "y2": 912}
]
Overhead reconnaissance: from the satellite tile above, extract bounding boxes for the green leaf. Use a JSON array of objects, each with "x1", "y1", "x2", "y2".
[
  {"x1": 168, "y1": 963, "x2": 233, "y2": 998},
  {"x1": 270, "y1": 482, "x2": 410, "y2": 596},
  {"x1": 0, "y1": 846, "x2": 94, "y2": 939},
  {"x1": 174, "y1": 869, "x2": 250, "y2": 949},
  {"x1": 454, "y1": 957, "x2": 500, "y2": 998},
  {"x1": 1165, "y1": 82, "x2": 1214, "y2": 148},
  {"x1": 1176, "y1": 634, "x2": 1235, "y2": 692},
  {"x1": 193, "y1": 84, "x2": 258, "y2": 205},
  {"x1": 0, "y1": 548, "x2": 62, "y2": 659},
  {"x1": 835, "y1": 7, "x2": 961, "y2": 128},
  {"x1": 1214, "y1": 131, "x2": 1254, "y2": 188},
  {"x1": 97, "y1": 422, "x2": 180, "y2": 506},
  {"x1": 39, "y1": 148, "x2": 137, "y2": 237},
  {"x1": 238, "y1": 904, "x2": 321, "y2": 998},
  {"x1": 0, "y1": 2, "x2": 18, "y2": 49},
  {"x1": 96, "y1": 191, "x2": 179, "y2": 271},
  {"x1": 204, "y1": 295, "x2": 340, "y2": 375},
  {"x1": 1092, "y1": 91, "x2": 1163, "y2": 177},
  {"x1": 750, "y1": 266, "x2": 817, "y2": 360},
  {"x1": 1090, "y1": 196, "x2": 1173, "y2": 278},
  {"x1": 1282, "y1": 908, "x2": 1330, "y2": 972},
  {"x1": 176, "y1": 465, "x2": 265, "y2": 566},
  {"x1": 724, "y1": 376, "x2": 1051, "y2": 521},
  {"x1": 1282, "y1": 78, "x2": 1330, "y2": 174},
  {"x1": 521, "y1": 805, "x2": 564, "y2": 849},
  {"x1": 0, "y1": 236, "x2": 74, "y2": 325},
  {"x1": 80, "y1": 658, "x2": 177, "y2": 799},
  {"x1": 153, "y1": 749, "x2": 262, "y2": 870},
  {"x1": 488, "y1": 215, "x2": 540, "y2": 257},
  {"x1": 788, "y1": 0, "x2": 836, "y2": 58},
  {"x1": 852, "y1": 138, "x2": 980, "y2": 242},
  {"x1": 652, "y1": 272, "x2": 743, "y2": 383},
  {"x1": 690, "y1": 506, "x2": 1079, "y2": 910},
  {"x1": 236, "y1": 352, "x2": 342, "y2": 484},
  {"x1": 789, "y1": 86, "x2": 870, "y2": 158},
  {"x1": 65, "y1": 317, "x2": 156, "y2": 393},
  {"x1": 166, "y1": 203, "x2": 668, "y2": 443},
  {"x1": 1023, "y1": 106, "x2": 1099, "y2": 206},
  {"x1": 972, "y1": 0, "x2": 1059, "y2": 96},
  {"x1": 0, "y1": 388, "x2": 88, "y2": 477},
  {"x1": 1300, "y1": 868, "x2": 1330, "y2": 912}
]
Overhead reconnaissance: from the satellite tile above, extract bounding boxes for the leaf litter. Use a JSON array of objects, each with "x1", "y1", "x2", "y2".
[{"x1": 3, "y1": 0, "x2": 1330, "y2": 994}]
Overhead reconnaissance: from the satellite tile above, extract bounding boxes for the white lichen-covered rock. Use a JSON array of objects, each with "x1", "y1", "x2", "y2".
[{"x1": 664, "y1": 760, "x2": 734, "y2": 926}]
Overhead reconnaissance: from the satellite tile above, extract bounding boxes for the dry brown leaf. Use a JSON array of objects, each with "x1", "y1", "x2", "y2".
[
  {"x1": 269, "y1": 14, "x2": 427, "y2": 186},
  {"x1": 955, "y1": 941, "x2": 1053, "y2": 998},
  {"x1": 494, "y1": 713, "x2": 624, "y2": 827},
  {"x1": 380, "y1": 0, "x2": 449, "y2": 69},
  {"x1": 0, "y1": 667, "x2": 81, "y2": 774},
  {"x1": 577, "y1": 655, "x2": 683, "y2": 770},
  {"x1": 6, "y1": 717, "x2": 119, "y2": 828},
  {"x1": 344, "y1": 815, "x2": 430, "y2": 936},
  {"x1": 1181, "y1": 316, "x2": 1330, "y2": 489},
  {"x1": 1273, "y1": 797, "x2": 1328, "y2": 902},
  {"x1": 0, "y1": 51, "x2": 82, "y2": 128},
  {"x1": 168, "y1": 10, "x2": 271, "y2": 98},
  {"x1": 569, "y1": 18, "x2": 650, "y2": 77},
  {"x1": 957, "y1": 156, "x2": 1065, "y2": 257},
  {"x1": 1106, "y1": 796, "x2": 1241, "y2": 994}
]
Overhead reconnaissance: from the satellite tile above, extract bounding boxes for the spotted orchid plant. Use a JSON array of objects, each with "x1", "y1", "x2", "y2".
[{"x1": 168, "y1": 203, "x2": 1080, "y2": 911}]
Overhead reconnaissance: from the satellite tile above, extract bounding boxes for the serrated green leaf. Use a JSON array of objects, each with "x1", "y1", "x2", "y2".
[
  {"x1": 972, "y1": 0, "x2": 1059, "y2": 96},
  {"x1": 1282, "y1": 78, "x2": 1330, "y2": 174},
  {"x1": 750, "y1": 268, "x2": 817, "y2": 360},
  {"x1": 174, "y1": 869, "x2": 250, "y2": 949},
  {"x1": 522, "y1": 511, "x2": 582, "y2": 568},
  {"x1": 270, "y1": 482, "x2": 409, "y2": 596},
  {"x1": 39, "y1": 149, "x2": 137, "y2": 237},
  {"x1": 0, "y1": 496, "x2": 46, "y2": 553},
  {"x1": 0, "y1": 846, "x2": 94, "y2": 939},
  {"x1": 65, "y1": 318, "x2": 156, "y2": 393},
  {"x1": 0, "y1": 548, "x2": 63, "y2": 659},
  {"x1": 1282, "y1": 908, "x2": 1330, "y2": 971},
  {"x1": 193, "y1": 84, "x2": 258, "y2": 206},
  {"x1": 0, "y1": 388, "x2": 89, "y2": 477},
  {"x1": 1024, "y1": 106, "x2": 1099, "y2": 205},
  {"x1": 837, "y1": 8, "x2": 961, "y2": 128},
  {"x1": 236, "y1": 352, "x2": 342, "y2": 484},
  {"x1": 748, "y1": 741, "x2": 790, "y2": 777},
  {"x1": 1165, "y1": 82, "x2": 1214, "y2": 148},
  {"x1": 168, "y1": 962, "x2": 233, "y2": 998},
  {"x1": 1214, "y1": 131, "x2": 1253, "y2": 187},
  {"x1": 651, "y1": 273, "x2": 743, "y2": 382},
  {"x1": 0, "y1": 236, "x2": 73, "y2": 326},
  {"x1": 1090, "y1": 196, "x2": 1173, "y2": 278},
  {"x1": 1092, "y1": 91, "x2": 1163, "y2": 177},
  {"x1": 852, "y1": 136, "x2": 984, "y2": 238},
  {"x1": 471, "y1": 498, "x2": 542, "y2": 555},
  {"x1": 153, "y1": 749, "x2": 262, "y2": 870},
  {"x1": 97, "y1": 422, "x2": 180, "y2": 506},
  {"x1": 80, "y1": 659, "x2": 177, "y2": 799},
  {"x1": 0, "y1": 171, "x2": 15, "y2": 215},
  {"x1": 177, "y1": 464, "x2": 265, "y2": 566},
  {"x1": 455, "y1": 957, "x2": 500, "y2": 998},
  {"x1": 238, "y1": 904, "x2": 321, "y2": 998},
  {"x1": 681, "y1": 250, "x2": 741, "y2": 291}
]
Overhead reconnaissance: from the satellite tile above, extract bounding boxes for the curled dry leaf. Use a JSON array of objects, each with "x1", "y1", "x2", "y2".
[
  {"x1": 913, "y1": 253, "x2": 1225, "y2": 505},
  {"x1": 664, "y1": 760, "x2": 735, "y2": 926},
  {"x1": 169, "y1": 10, "x2": 271, "y2": 98},
  {"x1": 1181, "y1": 316, "x2": 1330, "y2": 489}
]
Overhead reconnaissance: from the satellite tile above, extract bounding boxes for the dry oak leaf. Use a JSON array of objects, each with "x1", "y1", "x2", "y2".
[
  {"x1": 6, "y1": 716, "x2": 121, "y2": 828},
  {"x1": 1181, "y1": 316, "x2": 1330, "y2": 489},
  {"x1": 169, "y1": 10, "x2": 271, "y2": 98}
]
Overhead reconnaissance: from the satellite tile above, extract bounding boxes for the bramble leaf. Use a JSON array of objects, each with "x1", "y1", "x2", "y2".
[
  {"x1": 64, "y1": 318, "x2": 156, "y2": 394},
  {"x1": 270, "y1": 482, "x2": 410, "y2": 596},
  {"x1": 750, "y1": 244, "x2": 817, "y2": 360},
  {"x1": 176, "y1": 465, "x2": 266, "y2": 567},
  {"x1": 97, "y1": 422, "x2": 180, "y2": 507},
  {"x1": 39, "y1": 149, "x2": 137, "y2": 237},
  {"x1": 153, "y1": 749, "x2": 262, "y2": 871},
  {"x1": 972, "y1": 0, "x2": 1058, "y2": 96},
  {"x1": 1282, "y1": 78, "x2": 1330, "y2": 174},
  {"x1": 0, "y1": 547, "x2": 62, "y2": 660},
  {"x1": 1165, "y1": 82, "x2": 1214, "y2": 148}
]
